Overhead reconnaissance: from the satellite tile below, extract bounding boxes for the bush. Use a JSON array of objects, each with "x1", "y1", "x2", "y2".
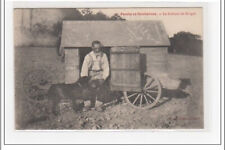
[{"x1": 168, "y1": 31, "x2": 203, "y2": 57}]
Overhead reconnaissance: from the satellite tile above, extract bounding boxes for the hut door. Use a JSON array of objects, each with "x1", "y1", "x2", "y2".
[
  {"x1": 65, "y1": 48, "x2": 80, "y2": 84},
  {"x1": 110, "y1": 47, "x2": 141, "y2": 92}
]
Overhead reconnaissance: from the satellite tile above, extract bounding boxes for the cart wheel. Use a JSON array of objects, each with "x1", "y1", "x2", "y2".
[
  {"x1": 123, "y1": 74, "x2": 162, "y2": 109},
  {"x1": 23, "y1": 69, "x2": 52, "y2": 102}
]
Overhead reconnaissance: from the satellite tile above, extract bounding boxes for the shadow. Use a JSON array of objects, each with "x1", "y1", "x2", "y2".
[
  {"x1": 140, "y1": 53, "x2": 147, "y2": 73},
  {"x1": 162, "y1": 88, "x2": 190, "y2": 99},
  {"x1": 140, "y1": 53, "x2": 147, "y2": 87},
  {"x1": 152, "y1": 78, "x2": 191, "y2": 109}
]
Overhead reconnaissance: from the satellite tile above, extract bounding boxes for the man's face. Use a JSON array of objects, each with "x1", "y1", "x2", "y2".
[{"x1": 92, "y1": 43, "x2": 101, "y2": 53}]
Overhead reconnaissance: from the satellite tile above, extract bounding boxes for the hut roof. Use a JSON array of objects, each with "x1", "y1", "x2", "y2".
[{"x1": 60, "y1": 20, "x2": 170, "y2": 48}]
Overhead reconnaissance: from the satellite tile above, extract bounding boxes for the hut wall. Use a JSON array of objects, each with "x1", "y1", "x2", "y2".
[
  {"x1": 64, "y1": 48, "x2": 80, "y2": 84},
  {"x1": 140, "y1": 47, "x2": 168, "y2": 77}
]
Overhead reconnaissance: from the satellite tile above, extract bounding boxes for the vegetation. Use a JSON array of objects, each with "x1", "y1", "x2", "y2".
[
  {"x1": 32, "y1": 9, "x2": 125, "y2": 37},
  {"x1": 168, "y1": 32, "x2": 203, "y2": 57}
]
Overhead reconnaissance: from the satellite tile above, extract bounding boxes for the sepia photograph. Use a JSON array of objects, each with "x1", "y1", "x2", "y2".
[{"x1": 14, "y1": 7, "x2": 203, "y2": 130}]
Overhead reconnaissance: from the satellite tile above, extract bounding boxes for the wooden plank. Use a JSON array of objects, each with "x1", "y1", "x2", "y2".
[
  {"x1": 110, "y1": 70, "x2": 141, "y2": 91},
  {"x1": 64, "y1": 48, "x2": 79, "y2": 84},
  {"x1": 110, "y1": 53, "x2": 140, "y2": 70},
  {"x1": 110, "y1": 46, "x2": 141, "y2": 91}
]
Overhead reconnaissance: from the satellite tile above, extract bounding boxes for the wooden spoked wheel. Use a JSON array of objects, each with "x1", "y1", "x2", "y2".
[
  {"x1": 123, "y1": 74, "x2": 162, "y2": 109},
  {"x1": 23, "y1": 69, "x2": 52, "y2": 102}
]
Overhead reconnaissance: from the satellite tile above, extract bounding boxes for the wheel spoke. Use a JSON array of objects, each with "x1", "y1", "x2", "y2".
[
  {"x1": 144, "y1": 77, "x2": 154, "y2": 89},
  {"x1": 145, "y1": 94, "x2": 153, "y2": 103},
  {"x1": 143, "y1": 94, "x2": 149, "y2": 104},
  {"x1": 139, "y1": 94, "x2": 143, "y2": 107},
  {"x1": 146, "y1": 84, "x2": 158, "y2": 90},
  {"x1": 127, "y1": 92, "x2": 138, "y2": 99},
  {"x1": 132, "y1": 94, "x2": 141, "y2": 104},
  {"x1": 145, "y1": 89, "x2": 158, "y2": 93},
  {"x1": 146, "y1": 93, "x2": 156, "y2": 102}
]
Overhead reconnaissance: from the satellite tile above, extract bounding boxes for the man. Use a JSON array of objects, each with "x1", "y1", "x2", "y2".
[{"x1": 80, "y1": 40, "x2": 110, "y2": 108}]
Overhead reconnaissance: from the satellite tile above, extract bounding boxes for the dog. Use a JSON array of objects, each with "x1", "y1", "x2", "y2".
[
  {"x1": 47, "y1": 76, "x2": 122, "y2": 115},
  {"x1": 47, "y1": 76, "x2": 94, "y2": 115}
]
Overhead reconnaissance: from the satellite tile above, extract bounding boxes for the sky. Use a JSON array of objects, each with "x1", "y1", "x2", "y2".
[{"x1": 90, "y1": 8, "x2": 203, "y2": 38}]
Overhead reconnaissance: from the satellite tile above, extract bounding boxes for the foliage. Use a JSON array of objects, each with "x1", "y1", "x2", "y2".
[
  {"x1": 110, "y1": 13, "x2": 126, "y2": 20},
  {"x1": 168, "y1": 31, "x2": 203, "y2": 57},
  {"x1": 31, "y1": 9, "x2": 125, "y2": 38}
]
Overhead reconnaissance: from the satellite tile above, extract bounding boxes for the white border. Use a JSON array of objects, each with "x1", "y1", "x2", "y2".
[{"x1": 1, "y1": 0, "x2": 223, "y2": 147}]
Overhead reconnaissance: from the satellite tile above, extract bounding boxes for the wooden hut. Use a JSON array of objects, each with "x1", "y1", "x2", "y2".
[{"x1": 60, "y1": 20, "x2": 170, "y2": 91}]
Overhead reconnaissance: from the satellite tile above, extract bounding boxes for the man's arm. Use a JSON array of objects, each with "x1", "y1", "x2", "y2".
[
  {"x1": 102, "y1": 54, "x2": 110, "y2": 80},
  {"x1": 80, "y1": 55, "x2": 90, "y2": 77}
]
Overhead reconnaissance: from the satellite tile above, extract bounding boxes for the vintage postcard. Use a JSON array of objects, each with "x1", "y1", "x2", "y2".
[{"x1": 14, "y1": 7, "x2": 203, "y2": 130}]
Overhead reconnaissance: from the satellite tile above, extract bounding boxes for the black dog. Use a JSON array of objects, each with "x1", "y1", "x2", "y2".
[
  {"x1": 47, "y1": 76, "x2": 122, "y2": 115},
  {"x1": 47, "y1": 76, "x2": 93, "y2": 115}
]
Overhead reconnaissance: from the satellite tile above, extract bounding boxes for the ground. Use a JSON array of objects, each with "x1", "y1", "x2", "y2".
[{"x1": 15, "y1": 47, "x2": 203, "y2": 129}]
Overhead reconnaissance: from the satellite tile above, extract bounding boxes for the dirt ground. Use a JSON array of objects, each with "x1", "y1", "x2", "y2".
[{"x1": 15, "y1": 47, "x2": 203, "y2": 129}]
